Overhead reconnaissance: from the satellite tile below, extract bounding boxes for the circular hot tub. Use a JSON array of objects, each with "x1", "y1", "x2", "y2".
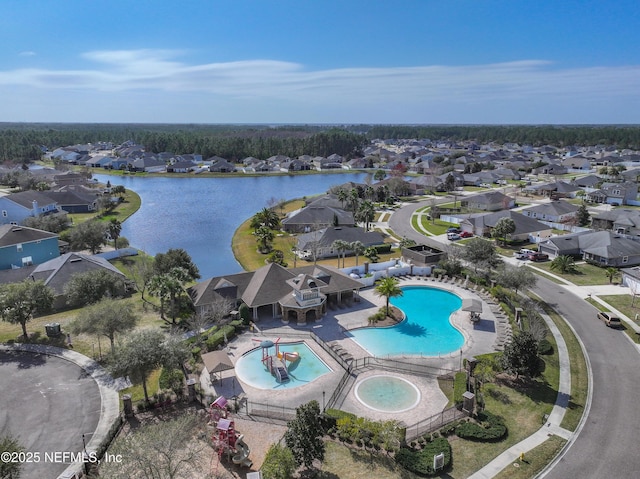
[{"x1": 354, "y1": 375, "x2": 421, "y2": 413}]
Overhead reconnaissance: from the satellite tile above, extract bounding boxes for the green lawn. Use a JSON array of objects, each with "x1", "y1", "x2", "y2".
[
  {"x1": 417, "y1": 216, "x2": 459, "y2": 236},
  {"x1": 594, "y1": 294, "x2": 640, "y2": 343},
  {"x1": 532, "y1": 261, "x2": 618, "y2": 286}
]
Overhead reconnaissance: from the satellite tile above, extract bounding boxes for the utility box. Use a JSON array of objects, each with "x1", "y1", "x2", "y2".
[
  {"x1": 462, "y1": 391, "x2": 475, "y2": 415},
  {"x1": 45, "y1": 323, "x2": 61, "y2": 338}
]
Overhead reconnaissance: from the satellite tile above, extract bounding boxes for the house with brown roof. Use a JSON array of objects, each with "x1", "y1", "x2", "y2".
[{"x1": 188, "y1": 263, "x2": 362, "y2": 323}]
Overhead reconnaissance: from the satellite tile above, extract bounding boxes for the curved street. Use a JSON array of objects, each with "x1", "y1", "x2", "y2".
[
  {"x1": 534, "y1": 277, "x2": 640, "y2": 478},
  {"x1": 389, "y1": 199, "x2": 640, "y2": 477}
]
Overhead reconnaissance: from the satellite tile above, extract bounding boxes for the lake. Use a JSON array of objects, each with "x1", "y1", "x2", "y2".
[{"x1": 92, "y1": 172, "x2": 368, "y2": 278}]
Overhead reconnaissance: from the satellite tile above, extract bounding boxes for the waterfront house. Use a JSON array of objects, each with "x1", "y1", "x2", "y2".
[{"x1": 0, "y1": 191, "x2": 59, "y2": 225}]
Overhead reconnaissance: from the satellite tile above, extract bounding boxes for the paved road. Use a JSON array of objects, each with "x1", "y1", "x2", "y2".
[
  {"x1": 534, "y1": 276, "x2": 640, "y2": 478},
  {"x1": 0, "y1": 350, "x2": 101, "y2": 479}
]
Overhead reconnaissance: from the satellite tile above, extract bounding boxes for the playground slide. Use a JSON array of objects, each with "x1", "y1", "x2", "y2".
[
  {"x1": 232, "y1": 434, "x2": 253, "y2": 468},
  {"x1": 283, "y1": 351, "x2": 300, "y2": 362}
]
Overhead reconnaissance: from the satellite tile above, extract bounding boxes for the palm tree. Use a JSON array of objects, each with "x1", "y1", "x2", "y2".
[
  {"x1": 255, "y1": 226, "x2": 275, "y2": 253},
  {"x1": 332, "y1": 239, "x2": 350, "y2": 268},
  {"x1": 605, "y1": 267, "x2": 619, "y2": 284},
  {"x1": 374, "y1": 277, "x2": 403, "y2": 316},
  {"x1": 107, "y1": 218, "x2": 122, "y2": 250},
  {"x1": 252, "y1": 207, "x2": 280, "y2": 231},
  {"x1": 550, "y1": 255, "x2": 577, "y2": 274},
  {"x1": 356, "y1": 200, "x2": 376, "y2": 231},
  {"x1": 350, "y1": 240, "x2": 364, "y2": 266},
  {"x1": 336, "y1": 188, "x2": 348, "y2": 209}
]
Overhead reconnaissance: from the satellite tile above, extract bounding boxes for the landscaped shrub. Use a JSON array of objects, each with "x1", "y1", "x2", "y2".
[
  {"x1": 238, "y1": 303, "x2": 251, "y2": 325},
  {"x1": 453, "y1": 372, "x2": 467, "y2": 408},
  {"x1": 324, "y1": 409, "x2": 357, "y2": 431},
  {"x1": 373, "y1": 243, "x2": 392, "y2": 254},
  {"x1": 395, "y1": 437, "x2": 452, "y2": 476},
  {"x1": 455, "y1": 411, "x2": 507, "y2": 442},
  {"x1": 538, "y1": 338, "x2": 554, "y2": 355},
  {"x1": 159, "y1": 367, "x2": 185, "y2": 397},
  {"x1": 368, "y1": 308, "x2": 387, "y2": 324},
  {"x1": 205, "y1": 324, "x2": 236, "y2": 351}
]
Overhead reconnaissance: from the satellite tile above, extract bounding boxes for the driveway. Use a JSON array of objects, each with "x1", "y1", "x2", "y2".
[
  {"x1": 534, "y1": 277, "x2": 640, "y2": 478},
  {"x1": 0, "y1": 350, "x2": 102, "y2": 479}
]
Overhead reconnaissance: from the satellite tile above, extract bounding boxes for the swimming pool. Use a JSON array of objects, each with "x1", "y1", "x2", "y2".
[
  {"x1": 235, "y1": 341, "x2": 332, "y2": 390},
  {"x1": 348, "y1": 286, "x2": 464, "y2": 356},
  {"x1": 355, "y1": 375, "x2": 421, "y2": 413}
]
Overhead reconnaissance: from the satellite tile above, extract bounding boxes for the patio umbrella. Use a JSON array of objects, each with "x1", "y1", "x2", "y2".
[{"x1": 461, "y1": 298, "x2": 482, "y2": 313}]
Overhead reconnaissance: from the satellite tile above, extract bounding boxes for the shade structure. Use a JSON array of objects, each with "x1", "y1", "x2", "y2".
[
  {"x1": 461, "y1": 297, "x2": 482, "y2": 313},
  {"x1": 201, "y1": 350, "x2": 235, "y2": 382}
]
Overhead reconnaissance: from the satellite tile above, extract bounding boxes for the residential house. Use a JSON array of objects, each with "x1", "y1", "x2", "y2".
[
  {"x1": 188, "y1": 262, "x2": 362, "y2": 323},
  {"x1": 572, "y1": 174, "x2": 601, "y2": 190},
  {"x1": 167, "y1": 161, "x2": 197, "y2": 173},
  {"x1": 591, "y1": 209, "x2": 640, "y2": 236},
  {"x1": 296, "y1": 226, "x2": 385, "y2": 260},
  {"x1": 461, "y1": 191, "x2": 515, "y2": 212},
  {"x1": 460, "y1": 210, "x2": 552, "y2": 242},
  {"x1": 282, "y1": 199, "x2": 354, "y2": 233},
  {"x1": 586, "y1": 182, "x2": 638, "y2": 206},
  {"x1": 280, "y1": 158, "x2": 311, "y2": 172},
  {"x1": 130, "y1": 157, "x2": 166, "y2": 173},
  {"x1": 621, "y1": 266, "x2": 640, "y2": 293},
  {"x1": 538, "y1": 230, "x2": 640, "y2": 267},
  {"x1": 45, "y1": 190, "x2": 98, "y2": 214},
  {"x1": 520, "y1": 200, "x2": 580, "y2": 223},
  {"x1": 535, "y1": 181, "x2": 582, "y2": 199},
  {"x1": 0, "y1": 191, "x2": 59, "y2": 225},
  {"x1": 0, "y1": 225, "x2": 59, "y2": 270},
  {"x1": 0, "y1": 252, "x2": 127, "y2": 309},
  {"x1": 209, "y1": 158, "x2": 236, "y2": 172},
  {"x1": 562, "y1": 156, "x2": 593, "y2": 171},
  {"x1": 407, "y1": 175, "x2": 444, "y2": 195}
]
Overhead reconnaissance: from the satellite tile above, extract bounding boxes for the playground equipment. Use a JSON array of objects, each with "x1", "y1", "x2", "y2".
[
  {"x1": 209, "y1": 397, "x2": 253, "y2": 469},
  {"x1": 252, "y1": 338, "x2": 301, "y2": 383}
]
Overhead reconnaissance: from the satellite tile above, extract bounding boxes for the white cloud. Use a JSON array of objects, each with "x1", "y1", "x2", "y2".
[
  {"x1": 0, "y1": 49, "x2": 639, "y2": 123},
  {"x1": 19, "y1": 51, "x2": 36, "y2": 57}
]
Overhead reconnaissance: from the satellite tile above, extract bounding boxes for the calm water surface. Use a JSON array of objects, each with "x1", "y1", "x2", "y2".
[{"x1": 93, "y1": 173, "x2": 367, "y2": 278}]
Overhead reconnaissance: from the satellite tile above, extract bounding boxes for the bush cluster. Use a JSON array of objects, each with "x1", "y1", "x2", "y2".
[
  {"x1": 538, "y1": 338, "x2": 554, "y2": 355},
  {"x1": 325, "y1": 409, "x2": 404, "y2": 452},
  {"x1": 455, "y1": 411, "x2": 507, "y2": 442},
  {"x1": 395, "y1": 437, "x2": 452, "y2": 476}
]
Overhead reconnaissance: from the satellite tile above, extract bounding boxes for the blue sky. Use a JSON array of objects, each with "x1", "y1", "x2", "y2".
[{"x1": 1, "y1": 0, "x2": 639, "y2": 124}]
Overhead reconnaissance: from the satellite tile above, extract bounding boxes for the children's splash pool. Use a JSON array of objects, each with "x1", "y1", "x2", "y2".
[
  {"x1": 354, "y1": 375, "x2": 421, "y2": 412},
  {"x1": 348, "y1": 286, "x2": 464, "y2": 356},
  {"x1": 234, "y1": 341, "x2": 332, "y2": 390}
]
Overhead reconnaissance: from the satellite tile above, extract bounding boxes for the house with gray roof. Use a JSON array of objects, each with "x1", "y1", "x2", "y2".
[
  {"x1": 188, "y1": 262, "x2": 362, "y2": 323},
  {"x1": 282, "y1": 199, "x2": 354, "y2": 233},
  {"x1": 0, "y1": 252, "x2": 126, "y2": 309},
  {"x1": 296, "y1": 227, "x2": 384, "y2": 260},
  {"x1": 0, "y1": 191, "x2": 59, "y2": 225},
  {"x1": 0, "y1": 225, "x2": 59, "y2": 270},
  {"x1": 520, "y1": 200, "x2": 579, "y2": 223},
  {"x1": 586, "y1": 182, "x2": 638, "y2": 206},
  {"x1": 461, "y1": 191, "x2": 515, "y2": 212},
  {"x1": 460, "y1": 210, "x2": 552, "y2": 242},
  {"x1": 591, "y1": 209, "x2": 640, "y2": 236},
  {"x1": 538, "y1": 230, "x2": 640, "y2": 267}
]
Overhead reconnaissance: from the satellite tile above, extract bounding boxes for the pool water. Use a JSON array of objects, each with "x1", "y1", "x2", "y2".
[
  {"x1": 235, "y1": 341, "x2": 332, "y2": 389},
  {"x1": 355, "y1": 375, "x2": 421, "y2": 412},
  {"x1": 349, "y1": 286, "x2": 464, "y2": 356}
]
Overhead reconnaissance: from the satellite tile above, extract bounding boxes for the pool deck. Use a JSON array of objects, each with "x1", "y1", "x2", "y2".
[{"x1": 201, "y1": 277, "x2": 509, "y2": 427}]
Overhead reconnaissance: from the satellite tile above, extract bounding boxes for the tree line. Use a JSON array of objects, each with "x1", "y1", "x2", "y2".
[
  {"x1": 0, "y1": 123, "x2": 367, "y2": 163},
  {"x1": 366, "y1": 124, "x2": 640, "y2": 149}
]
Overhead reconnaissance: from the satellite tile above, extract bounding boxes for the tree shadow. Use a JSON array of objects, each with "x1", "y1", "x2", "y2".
[
  {"x1": 0, "y1": 349, "x2": 48, "y2": 369},
  {"x1": 396, "y1": 321, "x2": 428, "y2": 337}
]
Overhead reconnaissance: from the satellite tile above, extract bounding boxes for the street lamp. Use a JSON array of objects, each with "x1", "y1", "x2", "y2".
[
  {"x1": 322, "y1": 391, "x2": 326, "y2": 411},
  {"x1": 82, "y1": 433, "x2": 94, "y2": 475}
]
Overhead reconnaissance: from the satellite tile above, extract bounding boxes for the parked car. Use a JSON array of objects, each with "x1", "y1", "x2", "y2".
[
  {"x1": 447, "y1": 233, "x2": 461, "y2": 241},
  {"x1": 597, "y1": 311, "x2": 622, "y2": 328},
  {"x1": 480, "y1": 183, "x2": 492, "y2": 188},
  {"x1": 528, "y1": 252, "x2": 549, "y2": 262},
  {"x1": 459, "y1": 231, "x2": 473, "y2": 238},
  {"x1": 514, "y1": 248, "x2": 535, "y2": 260},
  {"x1": 446, "y1": 227, "x2": 461, "y2": 234}
]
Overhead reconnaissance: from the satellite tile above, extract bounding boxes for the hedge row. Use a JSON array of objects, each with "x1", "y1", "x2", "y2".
[
  {"x1": 455, "y1": 411, "x2": 507, "y2": 442},
  {"x1": 395, "y1": 437, "x2": 452, "y2": 476}
]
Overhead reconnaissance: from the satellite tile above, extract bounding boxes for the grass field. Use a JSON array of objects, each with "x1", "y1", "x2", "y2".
[{"x1": 532, "y1": 261, "x2": 617, "y2": 286}]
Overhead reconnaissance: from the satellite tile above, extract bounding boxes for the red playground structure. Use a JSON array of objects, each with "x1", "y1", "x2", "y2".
[{"x1": 209, "y1": 396, "x2": 252, "y2": 469}]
